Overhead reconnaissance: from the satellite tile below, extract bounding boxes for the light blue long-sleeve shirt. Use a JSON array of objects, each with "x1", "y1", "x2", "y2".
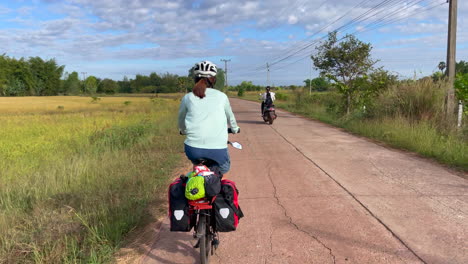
[{"x1": 178, "y1": 88, "x2": 240, "y2": 149}]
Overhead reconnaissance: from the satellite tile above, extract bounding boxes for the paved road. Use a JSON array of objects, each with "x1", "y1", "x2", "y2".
[{"x1": 141, "y1": 98, "x2": 468, "y2": 264}]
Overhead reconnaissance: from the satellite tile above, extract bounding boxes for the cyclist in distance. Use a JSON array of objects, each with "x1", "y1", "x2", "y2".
[
  {"x1": 260, "y1": 86, "x2": 276, "y2": 116},
  {"x1": 178, "y1": 60, "x2": 240, "y2": 175}
]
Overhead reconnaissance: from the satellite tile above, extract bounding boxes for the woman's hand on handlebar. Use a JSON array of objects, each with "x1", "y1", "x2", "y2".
[{"x1": 228, "y1": 127, "x2": 240, "y2": 134}]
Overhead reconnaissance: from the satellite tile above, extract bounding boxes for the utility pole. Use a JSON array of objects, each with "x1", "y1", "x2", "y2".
[
  {"x1": 266, "y1": 63, "x2": 270, "y2": 86},
  {"x1": 309, "y1": 60, "x2": 312, "y2": 95},
  {"x1": 81, "y1": 72, "x2": 87, "y2": 81},
  {"x1": 220, "y1": 59, "x2": 231, "y2": 89},
  {"x1": 446, "y1": 0, "x2": 457, "y2": 117}
]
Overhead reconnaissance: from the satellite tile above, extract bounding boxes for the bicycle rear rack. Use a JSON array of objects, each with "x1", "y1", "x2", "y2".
[{"x1": 188, "y1": 197, "x2": 215, "y2": 210}]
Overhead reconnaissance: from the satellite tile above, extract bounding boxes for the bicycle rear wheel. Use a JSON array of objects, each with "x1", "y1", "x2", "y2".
[{"x1": 198, "y1": 214, "x2": 210, "y2": 264}]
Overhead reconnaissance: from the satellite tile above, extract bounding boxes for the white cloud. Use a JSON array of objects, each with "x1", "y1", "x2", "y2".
[
  {"x1": 288, "y1": 15, "x2": 298, "y2": 25},
  {"x1": 0, "y1": 0, "x2": 466, "y2": 84},
  {"x1": 0, "y1": 6, "x2": 11, "y2": 15}
]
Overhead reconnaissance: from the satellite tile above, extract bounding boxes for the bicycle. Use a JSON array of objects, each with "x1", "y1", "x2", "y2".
[
  {"x1": 186, "y1": 129, "x2": 242, "y2": 264},
  {"x1": 189, "y1": 196, "x2": 218, "y2": 264}
]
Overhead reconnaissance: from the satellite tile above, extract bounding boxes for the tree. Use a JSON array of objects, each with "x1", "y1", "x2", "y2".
[
  {"x1": 235, "y1": 81, "x2": 255, "y2": 92},
  {"x1": 119, "y1": 76, "x2": 132, "y2": 93},
  {"x1": 84, "y1": 76, "x2": 98, "y2": 94},
  {"x1": 98, "y1": 78, "x2": 119, "y2": 94},
  {"x1": 159, "y1": 72, "x2": 178, "y2": 93},
  {"x1": 304, "y1": 77, "x2": 330, "y2": 92},
  {"x1": 188, "y1": 66, "x2": 195, "y2": 79},
  {"x1": 456, "y1": 60, "x2": 468, "y2": 75},
  {"x1": 354, "y1": 69, "x2": 397, "y2": 108},
  {"x1": 149, "y1": 72, "x2": 162, "y2": 87},
  {"x1": 312, "y1": 31, "x2": 377, "y2": 114},
  {"x1": 6, "y1": 57, "x2": 34, "y2": 96},
  {"x1": 454, "y1": 73, "x2": 468, "y2": 116},
  {"x1": 28, "y1": 57, "x2": 64, "y2": 95},
  {"x1": 177, "y1": 76, "x2": 192, "y2": 93},
  {"x1": 438, "y1": 61, "x2": 446, "y2": 73},
  {"x1": 214, "y1": 68, "x2": 225, "y2": 91},
  {"x1": 63, "y1": 71, "x2": 81, "y2": 94}
]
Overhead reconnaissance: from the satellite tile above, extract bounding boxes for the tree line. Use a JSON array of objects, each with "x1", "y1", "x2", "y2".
[{"x1": 0, "y1": 54, "x2": 226, "y2": 96}]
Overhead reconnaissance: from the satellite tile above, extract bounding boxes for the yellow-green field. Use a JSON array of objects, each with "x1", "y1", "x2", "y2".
[{"x1": 0, "y1": 96, "x2": 184, "y2": 263}]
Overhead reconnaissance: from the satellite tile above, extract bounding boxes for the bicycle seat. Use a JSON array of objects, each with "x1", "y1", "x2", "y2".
[
  {"x1": 193, "y1": 158, "x2": 219, "y2": 168},
  {"x1": 192, "y1": 159, "x2": 223, "y2": 177}
]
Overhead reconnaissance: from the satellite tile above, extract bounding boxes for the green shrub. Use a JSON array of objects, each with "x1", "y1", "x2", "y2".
[
  {"x1": 455, "y1": 73, "x2": 468, "y2": 115},
  {"x1": 237, "y1": 88, "x2": 245, "y2": 97},
  {"x1": 275, "y1": 92, "x2": 289, "y2": 101},
  {"x1": 140, "y1": 86, "x2": 158, "y2": 93}
]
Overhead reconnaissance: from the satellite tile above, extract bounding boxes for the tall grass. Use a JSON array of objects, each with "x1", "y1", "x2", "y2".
[
  {"x1": 266, "y1": 81, "x2": 467, "y2": 170},
  {"x1": 0, "y1": 96, "x2": 184, "y2": 263}
]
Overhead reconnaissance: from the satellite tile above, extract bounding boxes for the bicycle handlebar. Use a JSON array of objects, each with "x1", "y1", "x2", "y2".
[
  {"x1": 181, "y1": 128, "x2": 240, "y2": 135},
  {"x1": 228, "y1": 128, "x2": 240, "y2": 134}
]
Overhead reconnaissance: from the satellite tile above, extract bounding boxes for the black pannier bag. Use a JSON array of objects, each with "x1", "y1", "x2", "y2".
[
  {"x1": 168, "y1": 177, "x2": 194, "y2": 232},
  {"x1": 213, "y1": 179, "x2": 244, "y2": 232},
  {"x1": 204, "y1": 173, "x2": 221, "y2": 197}
]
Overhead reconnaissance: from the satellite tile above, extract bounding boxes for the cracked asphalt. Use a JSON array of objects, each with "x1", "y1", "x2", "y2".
[{"x1": 141, "y1": 98, "x2": 468, "y2": 264}]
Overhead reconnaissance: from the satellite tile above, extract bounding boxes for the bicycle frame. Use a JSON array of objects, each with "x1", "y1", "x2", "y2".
[{"x1": 189, "y1": 197, "x2": 217, "y2": 264}]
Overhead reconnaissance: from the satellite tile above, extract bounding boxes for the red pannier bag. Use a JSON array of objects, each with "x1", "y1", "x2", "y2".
[{"x1": 213, "y1": 179, "x2": 244, "y2": 232}]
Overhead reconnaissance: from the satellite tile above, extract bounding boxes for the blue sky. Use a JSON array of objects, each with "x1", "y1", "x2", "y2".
[{"x1": 1, "y1": 0, "x2": 467, "y2": 85}]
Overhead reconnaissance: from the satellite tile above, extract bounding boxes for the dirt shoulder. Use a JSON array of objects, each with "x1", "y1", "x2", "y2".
[{"x1": 114, "y1": 163, "x2": 192, "y2": 264}]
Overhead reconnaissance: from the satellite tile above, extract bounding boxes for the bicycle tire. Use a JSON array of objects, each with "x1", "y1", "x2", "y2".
[
  {"x1": 199, "y1": 214, "x2": 208, "y2": 264},
  {"x1": 206, "y1": 219, "x2": 212, "y2": 259}
]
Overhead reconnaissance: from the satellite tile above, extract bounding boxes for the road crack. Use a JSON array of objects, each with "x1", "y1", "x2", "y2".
[
  {"x1": 269, "y1": 125, "x2": 427, "y2": 264},
  {"x1": 266, "y1": 164, "x2": 336, "y2": 264}
]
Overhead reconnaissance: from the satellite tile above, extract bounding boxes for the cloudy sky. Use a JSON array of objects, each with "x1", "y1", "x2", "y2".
[{"x1": 1, "y1": 0, "x2": 467, "y2": 85}]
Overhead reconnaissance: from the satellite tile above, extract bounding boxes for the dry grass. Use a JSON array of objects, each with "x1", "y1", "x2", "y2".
[{"x1": 0, "y1": 96, "x2": 184, "y2": 263}]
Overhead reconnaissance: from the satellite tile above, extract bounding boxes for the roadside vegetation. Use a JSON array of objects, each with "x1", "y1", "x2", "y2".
[
  {"x1": 0, "y1": 54, "x2": 225, "y2": 96},
  {"x1": 232, "y1": 32, "x2": 467, "y2": 170},
  {"x1": 0, "y1": 96, "x2": 184, "y2": 263}
]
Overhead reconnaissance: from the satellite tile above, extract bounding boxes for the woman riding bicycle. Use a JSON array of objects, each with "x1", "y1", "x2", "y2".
[{"x1": 178, "y1": 60, "x2": 240, "y2": 175}]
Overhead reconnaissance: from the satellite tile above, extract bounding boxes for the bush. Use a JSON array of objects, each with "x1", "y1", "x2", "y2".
[
  {"x1": 294, "y1": 91, "x2": 342, "y2": 115},
  {"x1": 140, "y1": 86, "x2": 158, "y2": 93},
  {"x1": 374, "y1": 79, "x2": 447, "y2": 122},
  {"x1": 455, "y1": 73, "x2": 468, "y2": 116},
  {"x1": 237, "y1": 88, "x2": 245, "y2": 97},
  {"x1": 275, "y1": 92, "x2": 289, "y2": 101}
]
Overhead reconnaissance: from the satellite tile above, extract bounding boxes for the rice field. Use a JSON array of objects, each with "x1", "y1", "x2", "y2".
[{"x1": 0, "y1": 96, "x2": 184, "y2": 263}]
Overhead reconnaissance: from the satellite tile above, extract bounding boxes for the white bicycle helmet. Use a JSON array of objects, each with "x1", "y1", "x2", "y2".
[{"x1": 193, "y1": 61, "x2": 217, "y2": 78}]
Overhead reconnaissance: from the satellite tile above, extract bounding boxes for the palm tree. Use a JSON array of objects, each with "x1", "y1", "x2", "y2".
[{"x1": 438, "y1": 61, "x2": 446, "y2": 73}]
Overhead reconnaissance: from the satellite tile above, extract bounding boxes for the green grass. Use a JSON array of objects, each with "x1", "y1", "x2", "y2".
[
  {"x1": 342, "y1": 117, "x2": 467, "y2": 169},
  {"x1": 0, "y1": 96, "x2": 184, "y2": 263},
  {"x1": 231, "y1": 90, "x2": 468, "y2": 171}
]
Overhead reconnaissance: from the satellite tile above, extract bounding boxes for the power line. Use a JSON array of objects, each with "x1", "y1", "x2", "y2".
[
  {"x1": 246, "y1": 0, "x2": 373, "y2": 72},
  {"x1": 249, "y1": 0, "x2": 403, "y2": 73},
  {"x1": 232, "y1": 0, "x2": 447, "y2": 81},
  {"x1": 355, "y1": 1, "x2": 445, "y2": 34}
]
